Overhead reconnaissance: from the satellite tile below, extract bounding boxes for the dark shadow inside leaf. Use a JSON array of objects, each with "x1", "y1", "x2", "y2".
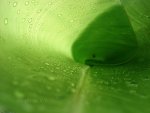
[{"x1": 72, "y1": 5, "x2": 138, "y2": 65}]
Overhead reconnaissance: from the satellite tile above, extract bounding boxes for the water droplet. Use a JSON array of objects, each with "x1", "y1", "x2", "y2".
[
  {"x1": 37, "y1": 9, "x2": 41, "y2": 13},
  {"x1": 31, "y1": 0, "x2": 35, "y2": 3},
  {"x1": 112, "y1": 81, "x2": 118, "y2": 85},
  {"x1": 47, "y1": 86, "x2": 52, "y2": 90},
  {"x1": 48, "y1": 2, "x2": 53, "y2": 5},
  {"x1": 34, "y1": 1, "x2": 38, "y2": 5},
  {"x1": 17, "y1": 10, "x2": 20, "y2": 14},
  {"x1": 56, "y1": 88, "x2": 60, "y2": 92},
  {"x1": 94, "y1": 71, "x2": 98, "y2": 74},
  {"x1": 71, "y1": 83, "x2": 75, "y2": 87},
  {"x1": 63, "y1": 69, "x2": 67, "y2": 72},
  {"x1": 39, "y1": 66, "x2": 44, "y2": 70},
  {"x1": 99, "y1": 80, "x2": 104, "y2": 84},
  {"x1": 23, "y1": 102, "x2": 33, "y2": 111},
  {"x1": 143, "y1": 76, "x2": 150, "y2": 81},
  {"x1": 56, "y1": 66, "x2": 60, "y2": 70},
  {"x1": 48, "y1": 76, "x2": 55, "y2": 81},
  {"x1": 45, "y1": 62, "x2": 49, "y2": 66},
  {"x1": 104, "y1": 81, "x2": 109, "y2": 85},
  {"x1": 25, "y1": 1, "x2": 29, "y2": 6},
  {"x1": 58, "y1": 14, "x2": 62, "y2": 17},
  {"x1": 8, "y1": 56, "x2": 12, "y2": 60},
  {"x1": 71, "y1": 70, "x2": 74, "y2": 73},
  {"x1": 4, "y1": 18, "x2": 8, "y2": 25},
  {"x1": 13, "y1": 2, "x2": 17, "y2": 7},
  {"x1": 14, "y1": 91, "x2": 24, "y2": 99},
  {"x1": 70, "y1": 19, "x2": 74, "y2": 23},
  {"x1": 12, "y1": 80, "x2": 18, "y2": 85},
  {"x1": 129, "y1": 89, "x2": 136, "y2": 94},
  {"x1": 28, "y1": 18, "x2": 32, "y2": 23},
  {"x1": 50, "y1": 69, "x2": 54, "y2": 73},
  {"x1": 92, "y1": 7, "x2": 96, "y2": 10},
  {"x1": 71, "y1": 88, "x2": 76, "y2": 93},
  {"x1": 126, "y1": 81, "x2": 138, "y2": 88},
  {"x1": 139, "y1": 94, "x2": 148, "y2": 99},
  {"x1": 146, "y1": 15, "x2": 150, "y2": 18},
  {"x1": 110, "y1": 86, "x2": 115, "y2": 90},
  {"x1": 22, "y1": 81, "x2": 30, "y2": 86}
]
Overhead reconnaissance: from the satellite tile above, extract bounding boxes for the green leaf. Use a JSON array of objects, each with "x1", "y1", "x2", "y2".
[
  {"x1": 0, "y1": 0, "x2": 150, "y2": 113},
  {"x1": 72, "y1": 4, "x2": 138, "y2": 65}
]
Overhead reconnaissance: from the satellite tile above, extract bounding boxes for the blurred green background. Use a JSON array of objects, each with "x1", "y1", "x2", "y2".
[{"x1": 0, "y1": 0, "x2": 150, "y2": 113}]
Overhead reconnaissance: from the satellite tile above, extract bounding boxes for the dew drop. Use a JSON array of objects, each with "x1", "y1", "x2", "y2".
[
  {"x1": 63, "y1": 69, "x2": 67, "y2": 72},
  {"x1": 71, "y1": 83, "x2": 75, "y2": 87},
  {"x1": 45, "y1": 62, "x2": 50, "y2": 66},
  {"x1": 48, "y1": 2, "x2": 53, "y2": 5},
  {"x1": 17, "y1": 10, "x2": 20, "y2": 14},
  {"x1": 93, "y1": 7, "x2": 96, "y2": 10},
  {"x1": 4, "y1": 18, "x2": 8, "y2": 25},
  {"x1": 50, "y1": 69, "x2": 54, "y2": 73},
  {"x1": 146, "y1": 15, "x2": 150, "y2": 18},
  {"x1": 14, "y1": 91, "x2": 24, "y2": 99},
  {"x1": 39, "y1": 66, "x2": 44, "y2": 70},
  {"x1": 104, "y1": 81, "x2": 109, "y2": 85},
  {"x1": 56, "y1": 66, "x2": 60, "y2": 70},
  {"x1": 112, "y1": 81, "x2": 118, "y2": 85},
  {"x1": 25, "y1": 1, "x2": 29, "y2": 6},
  {"x1": 37, "y1": 9, "x2": 42, "y2": 13},
  {"x1": 28, "y1": 18, "x2": 32, "y2": 23},
  {"x1": 71, "y1": 70, "x2": 74, "y2": 73},
  {"x1": 34, "y1": 1, "x2": 38, "y2": 5},
  {"x1": 48, "y1": 76, "x2": 55, "y2": 81},
  {"x1": 98, "y1": 86, "x2": 103, "y2": 90},
  {"x1": 126, "y1": 81, "x2": 138, "y2": 88},
  {"x1": 143, "y1": 76, "x2": 150, "y2": 81},
  {"x1": 71, "y1": 88, "x2": 76, "y2": 93},
  {"x1": 8, "y1": 56, "x2": 12, "y2": 60},
  {"x1": 47, "y1": 86, "x2": 52, "y2": 90},
  {"x1": 70, "y1": 19, "x2": 74, "y2": 23},
  {"x1": 23, "y1": 103, "x2": 33, "y2": 112},
  {"x1": 32, "y1": 0, "x2": 35, "y2": 3},
  {"x1": 94, "y1": 71, "x2": 98, "y2": 74},
  {"x1": 110, "y1": 86, "x2": 115, "y2": 90},
  {"x1": 13, "y1": 2, "x2": 17, "y2": 7},
  {"x1": 12, "y1": 80, "x2": 18, "y2": 85},
  {"x1": 99, "y1": 80, "x2": 104, "y2": 84},
  {"x1": 139, "y1": 94, "x2": 148, "y2": 99},
  {"x1": 129, "y1": 89, "x2": 136, "y2": 94},
  {"x1": 56, "y1": 88, "x2": 60, "y2": 92},
  {"x1": 58, "y1": 14, "x2": 62, "y2": 17}
]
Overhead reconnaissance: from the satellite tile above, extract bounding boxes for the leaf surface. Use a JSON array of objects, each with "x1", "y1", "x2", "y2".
[{"x1": 0, "y1": 0, "x2": 150, "y2": 113}]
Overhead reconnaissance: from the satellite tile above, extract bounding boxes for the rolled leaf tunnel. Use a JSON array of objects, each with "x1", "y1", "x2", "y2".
[
  {"x1": 0, "y1": 0, "x2": 150, "y2": 113},
  {"x1": 0, "y1": 0, "x2": 138, "y2": 65},
  {"x1": 72, "y1": 4, "x2": 138, "y2": 65}
]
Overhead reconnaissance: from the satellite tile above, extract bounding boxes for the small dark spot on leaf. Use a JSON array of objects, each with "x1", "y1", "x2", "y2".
[{"x1": 92, "y1": 54, "x2": 96, "y2": 58}]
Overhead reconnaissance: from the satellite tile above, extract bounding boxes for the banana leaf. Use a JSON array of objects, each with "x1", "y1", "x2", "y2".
[{"x1": 0, "y1": 0, "x2": 150, "y2": 113}]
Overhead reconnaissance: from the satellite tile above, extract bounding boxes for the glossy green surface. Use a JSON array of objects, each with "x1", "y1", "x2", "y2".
[
  {"x1": 72, "y1": 5, "x2": 138, "y2": 65},
  {"x1": 0, "y1": 0, "x2": 150, "y2": 113}
]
